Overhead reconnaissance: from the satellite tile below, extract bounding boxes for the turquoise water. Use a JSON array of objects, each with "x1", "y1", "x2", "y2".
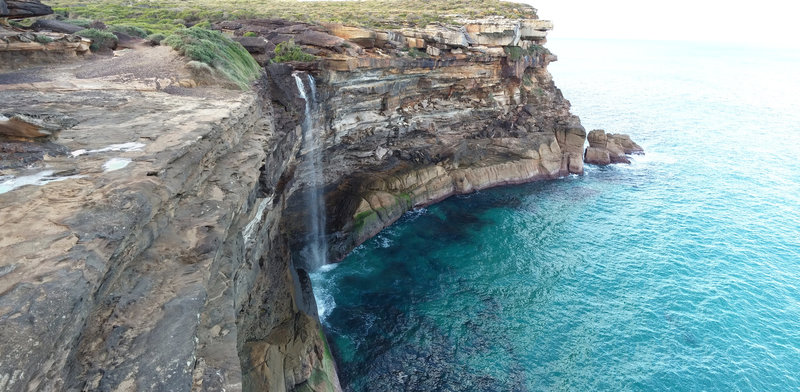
[{"x1": 311, "y1": 40, "x2": 800, "y2": 391}]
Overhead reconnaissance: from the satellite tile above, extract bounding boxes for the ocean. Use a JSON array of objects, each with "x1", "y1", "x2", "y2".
[{"x1": 310, "y1": 39, "x2": 800, "y2": 391}]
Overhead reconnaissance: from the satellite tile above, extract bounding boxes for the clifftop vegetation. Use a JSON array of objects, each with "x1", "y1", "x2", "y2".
[{"x1": 46, "y1": 0, "x2": 538, "y2": 33}]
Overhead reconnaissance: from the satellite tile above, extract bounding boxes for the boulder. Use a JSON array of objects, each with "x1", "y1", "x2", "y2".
[
  {"x1": 584, "y1": 129, "x2": 643, "y2": 165},
  {"x1": 294, "y1": 29, "x2": 344, "y2": 49},
  {"x1": 584, "y1": 146, "x2": 610, "y2": 165},
  {"x1": 586, "y1": 129, "x2": 607, "y2": 148},
  {"x1": 232, "y1": 36, "x2": 269, "y2": 54},
  {"x1": 31, "y1": 19, "x2": 83, "y2": 34},
  {"x1": 0, "y1": 112, "x2": 78, "y2": 140},
  {"x1": 608, "y1": 133, "x2": 644, "y2": 154},
  {"x1": 1, "y1": 0, "x2": 52, "y2": 18},
  {"x1": 322, "y1": 23, "x2": 376, "y2": 48}
]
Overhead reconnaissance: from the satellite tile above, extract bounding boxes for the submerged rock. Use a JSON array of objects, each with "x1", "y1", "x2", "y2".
[{"x1": 584, "y1": 129, "x2": 643, "y2": 165}]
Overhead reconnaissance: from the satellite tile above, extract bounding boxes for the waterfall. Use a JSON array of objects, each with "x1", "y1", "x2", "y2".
[{"x1": 293, "y1": 72, "x2": 328, "y2": 271}]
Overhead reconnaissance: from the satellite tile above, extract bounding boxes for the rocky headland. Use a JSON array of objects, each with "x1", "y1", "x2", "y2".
[{"x1": 0, "y1": 3, "x2": 639, "y2": 391}]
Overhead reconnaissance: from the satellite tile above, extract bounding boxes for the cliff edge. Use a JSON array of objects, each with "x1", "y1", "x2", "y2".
[{"x1": 0, "y1": 10, "x2": 585, "y2": 392}]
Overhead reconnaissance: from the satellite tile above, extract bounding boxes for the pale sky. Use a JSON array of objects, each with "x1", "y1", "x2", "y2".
[{"x1": 521, "y1": 0, "x2": 800, "y2": 47}]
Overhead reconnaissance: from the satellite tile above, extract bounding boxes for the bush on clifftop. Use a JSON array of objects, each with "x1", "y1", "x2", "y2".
[
  {"x1": 109, "y1": 24, "x2": 150, "y2": 38},
  {"x1": 76, "y1": 28, "x2": 118, "y2": 51},
  {"x1": 271, "y1": 40, "x2": 317, "y2": 63},
  {"x1": 163, "y1": 26, "x2": 261, "y2": 89}
]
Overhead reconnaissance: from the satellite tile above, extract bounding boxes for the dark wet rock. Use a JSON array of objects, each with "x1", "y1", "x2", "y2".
[
  {"x1": 1, "y1": 0, "x2": 52, "y2": 19},
  {"x1": 31, "y1": 19, "x2": 83, "y2": 34},
  {"x1": 88, "y1": 20, "x2": 107, "y2": 30},
  {"x1": 0, "y1": 140, "x2": 69, "y2": 169},
  {"x1": 232, "y1": 36, "x2": 269, "y2": 54}
]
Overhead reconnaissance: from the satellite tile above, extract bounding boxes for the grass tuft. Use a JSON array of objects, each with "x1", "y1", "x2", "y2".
[
  {"x1": 34, "y1": 34, "x2": 54, "y2": 44},
  {"x1": 164, "y1": 26, "x2": 261, "y2": 89},
  {"x1": 109, "y1": 24, "x2": 150, "y2": 38},
  {"x1": 272, "y1": 40, "x2": 317, "y2": 63},
  {"x1": 146, "y1": 33, "x2": 166, "y2": 44}
]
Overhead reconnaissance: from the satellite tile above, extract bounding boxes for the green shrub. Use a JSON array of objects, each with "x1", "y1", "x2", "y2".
[
  {"x1": 76, "y1": 28, "x2": 119, "y2": 51},
  {"x1": 504, "y1": 46, "x2": 523, "y2": 61},
  {"x1": 164, "y1": 26, "x2": 261, "y2": 89},
  {"x1": 110, "y1": 24, "x2": 150, "y2": 38},
  {"x1": 34, "y1": 34, "x2": 54, "y2": 44},
  {"x1": 504, "y1": 45, "x2": 551, "y2": 61},
  {"x1": 192, "y1": 20, "x2": 212, "y2": 29},
  {"x1": 522, "y1": 74, "x2": 533, "y2": 87},
  {"x1": 60, "y1": 18, "x2": 93, "y2": 28},
  {"x1": 147, "y1": 33, "x2": 166, "y2": 44},
  {"x1": 405, "y1": 47, "x2": 428, "y2": 58},
  {"x1": 272, "y1": 40, "x2": 317, "y2": 63},
  {"x1": 243, "y1": 31, "x2": 258, "y2": 37}
]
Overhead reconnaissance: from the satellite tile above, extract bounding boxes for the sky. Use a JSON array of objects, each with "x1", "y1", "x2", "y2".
[{"x1": 521, "y1": 0, "x2": 800, "y2": 47}]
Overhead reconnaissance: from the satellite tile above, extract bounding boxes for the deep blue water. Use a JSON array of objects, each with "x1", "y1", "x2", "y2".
[{"x1": 311, "y1": 39, "x2": 800, "y2": 391}]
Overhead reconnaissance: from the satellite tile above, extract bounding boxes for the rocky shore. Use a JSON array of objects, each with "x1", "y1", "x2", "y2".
[{"x1": 1, "y1": 6, "x2": 639, "y2": 391}]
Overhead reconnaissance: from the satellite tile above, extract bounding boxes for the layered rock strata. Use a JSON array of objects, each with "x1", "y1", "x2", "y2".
[
  {"x1": 242, "y1": 17, "x2": 587, "y2": 262},
  {"x1": 0, "y1": 14, "x2": 586, "y2": 392},
  {"x1": 0, "y1": 30, "x2": 91, "y2": 70}
]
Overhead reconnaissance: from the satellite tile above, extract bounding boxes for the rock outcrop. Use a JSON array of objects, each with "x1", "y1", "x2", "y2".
[
  {"x1": 0, "y1": 0, "x2": 52, "y2": 19},
  {"x1": 0, "y1": 30, "x2": 91, "y2": 70},
  {"x1": 0, "y1": 14, "x2": 589, "y2": 392},
  {"x1": 584, "y1": 129, "x2": 643, "y2": 165}
]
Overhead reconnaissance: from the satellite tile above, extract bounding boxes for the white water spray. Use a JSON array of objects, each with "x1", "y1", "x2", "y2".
[{"x1": 293, "y1": 72, "x2": 328, "y2": 271}]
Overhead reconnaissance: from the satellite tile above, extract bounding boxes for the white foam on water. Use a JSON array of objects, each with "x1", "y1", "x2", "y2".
[
  {"x1": 318, "y1": 263, "x2": 339, "y2": 273},
  {"x1": 404, "y1": 207, "x2": 428, "y2": 221},
  {"x1": 72, "y1": 142, "x2": 145, "y2": 157},
  {"x1": 629, "y1": 150, "x2": 675, "y2": 165},
  {"x1": 0, "y1": 170, "x2": 83, "y2": 194},
  {"x1": 310, "y1": 267, "x2": 339, "y2": 322},
  {"x1": 377, "y1": 235, "x2": 393, "y2": 248},
  {"x1": 102, "y1": 158, "x2": 131, "y2": 172}
]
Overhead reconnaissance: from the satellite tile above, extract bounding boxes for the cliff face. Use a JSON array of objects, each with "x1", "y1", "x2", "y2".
[
  {"x1": 259, "y1": 17, "x2": 586, "y2": 263},
  {"x1": 0, "y1": 16, "x2": 584, "y2": 392}
]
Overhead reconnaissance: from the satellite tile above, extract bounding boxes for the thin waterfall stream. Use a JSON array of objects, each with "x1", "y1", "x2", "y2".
[{"x1": 293, "y1": 72, "x2": 328, "y2": 271}]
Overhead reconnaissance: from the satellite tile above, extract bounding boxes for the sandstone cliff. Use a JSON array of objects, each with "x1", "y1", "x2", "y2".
[{"x1": 0, "y1": 14, "x2": 585, "y2": 392}]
